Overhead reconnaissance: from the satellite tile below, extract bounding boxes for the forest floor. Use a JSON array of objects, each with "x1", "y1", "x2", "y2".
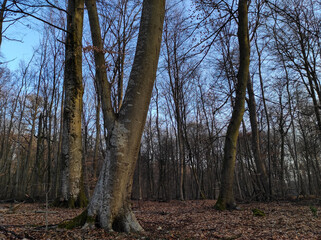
[{"x1": 0, "y1": 199, "x2": 320, "y2": 239}]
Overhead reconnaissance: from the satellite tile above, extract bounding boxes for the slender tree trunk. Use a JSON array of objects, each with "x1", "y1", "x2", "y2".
[
  {"x1": 93, "y1": 94, "x2": 101, "y2": 178},
  {"x1": 255, "y1": 37, "x2": 273, "y2": 197},
  {"x1": 247, "y1": 76, "x2": 269, "y2": 198},
  {"x1": 8, "y1": 94, "x2": 26, "y2": 198},
  {"x1": 278, "y1": 94, "x2": 286, "y2": 198},
  {"x1": 177, "y1": 123, "x2": 185, "y2": 200},
  {"x1": 0, "y1": 0, "x2": 7, "y2": 47},
  {"x1": 163, "y1": 21, "x2": 185, "y2": 201},
  {"x1": 214, "y1": 0, "x2": 250, "y2": 210},
  {"x1": 32, "y1": 113, "x2": 44, "y2": 197},
  {"x1": 54, "y1": 84, "x2": 65, "y2": 198},
  {"x1": 58, "y1": 0, "x2": 87, "y2": 208}
]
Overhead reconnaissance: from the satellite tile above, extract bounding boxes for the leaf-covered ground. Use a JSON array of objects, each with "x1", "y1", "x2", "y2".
[{"x1": 0, "y1": 200, "x2": 320, "y2": 239}]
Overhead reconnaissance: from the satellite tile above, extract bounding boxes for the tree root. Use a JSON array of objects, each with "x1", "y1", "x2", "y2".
[
  {"x1": 58, "y1": 209, "x2": 143, "y2": 233},
  {"x1": 111, "y1": 211, "x2": 144, "y2": 233},
  {"x1": 214, "y1": 198, "x2": 238, "y2": 211},
  {"x1": 58, "y1": 210, "x2": 93, "y2": 229}
]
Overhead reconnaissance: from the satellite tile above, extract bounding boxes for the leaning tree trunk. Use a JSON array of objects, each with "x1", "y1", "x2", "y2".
[
  {"x1": 57, "y1": 0, "x2": 87, "y2": 208},
  {"x1": 64, "y1": 0, "x2": 165, "y2": 232},
  {"x1": 214, "y1": 0, "x2": 250, "y2": 210}
]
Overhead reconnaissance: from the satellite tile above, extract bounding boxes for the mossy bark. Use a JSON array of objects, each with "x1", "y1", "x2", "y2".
[
  {"x1": 214, "y1": 0, "x2": 250, "y2": 210},
  {"x1": 57, "y1": 0, "x2": 88, "y2": 207},
  {"x1": 67, "y1": 187, "x2": 88, "y2": 208},
  {"x1": 78, "y1": 0, "x2": 165, "y2": 232},
  {"x1": 59, "y1": 209, "x2": 90, "y2": 229},
  {"x1": 83, "y1": 123, "x2": 144, "y2": 232}
]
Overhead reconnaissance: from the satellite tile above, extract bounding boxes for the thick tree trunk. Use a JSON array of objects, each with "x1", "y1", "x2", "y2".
[
  {"x1": 214, "y1": 0, "x2": 250, "y2": 210},
  {"x1": 85, "y1": 122, "x2": 143, "y2": 232},
  {"x1": 58, "y1": 0, "x2": 87, "y2": 208},
  {"x1": 66, "y1": 0, "x2": 165, "y2": 232}
]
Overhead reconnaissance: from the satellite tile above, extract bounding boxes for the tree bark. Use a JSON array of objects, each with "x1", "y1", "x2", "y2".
[
  {"x1": 247, "y1": 76, "x2": 269, "y2": 198},
  {"x1": 255, "y1": 37, "x2": 273, "y2": 196},
  {"x1": 58, "y1": 0, "x2": 87, "y2": 208},
  {"x1": 71, "y1": 0, "x2": 165, "y2": 232},
  {"x1": 214, "y1": 0, "x2": 250, "y2": 210},
  {"x1": 0, "y1": 0, "x2": 7, "y2": 47}
]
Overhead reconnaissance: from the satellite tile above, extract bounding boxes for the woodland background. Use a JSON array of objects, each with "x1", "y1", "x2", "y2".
[{"x1": 0, "y1": 0, "x2": 321, "y2": 205}]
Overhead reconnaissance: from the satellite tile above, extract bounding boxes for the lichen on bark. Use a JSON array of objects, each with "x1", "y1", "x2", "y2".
[{"x1": 80, "y1": 0, "x2": 165, "y2": 232}]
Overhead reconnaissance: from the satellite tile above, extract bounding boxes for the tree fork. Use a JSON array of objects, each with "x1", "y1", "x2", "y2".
[{"x1": 76, "y1": 0, "x2": 165, "y2": 232}]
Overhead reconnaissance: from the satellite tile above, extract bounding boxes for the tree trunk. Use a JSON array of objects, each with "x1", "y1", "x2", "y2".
[
  {"x1": 255, "y1": 37, "x2": 273, "y2": 197},
  {"x1": 0, "y1": 0, "x2": 7, "y2": 47},
  {"x1": 85, "y1": 123, "x2": 143, "y2": 232},
  {"x1": 278, "y1": 94, "x2": 286, "y2": 198},
  {"x1": 93, "y1": 94, "x2": 101, "y2": 178},
  {"x1": 32, "y1": 113, "x2": 44, "y2": 197},
  {"x1": 58, "y1": 0, "x2": 87, "y2": 208},
  {"x1": 247, "y1": 76, "x2": 269, "y2": 198},
  {"x1": 214, "y1": 0, "x2": 250, "y2": 210},
  {"x1": 67, "y1": 0, "x2": 165, "y2": 232}
]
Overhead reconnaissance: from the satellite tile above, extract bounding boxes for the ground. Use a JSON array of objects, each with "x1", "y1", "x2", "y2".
[{"x1": 0, "y1": 200, "x2": 320, "y2": 239}]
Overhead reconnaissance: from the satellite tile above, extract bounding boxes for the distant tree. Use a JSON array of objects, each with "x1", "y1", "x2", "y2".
[
  {"x1": 163, "y1": 6, "x2": 189, "y2": 201},
  {"x1": 247, "y1": 75, "x2": 270, "y2": 198}
]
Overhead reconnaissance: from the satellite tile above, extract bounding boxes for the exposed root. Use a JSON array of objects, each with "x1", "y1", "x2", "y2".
[
  {"x1": 214, "y1": 198, "x2": 238, "y2": 211},
  {"x1": 58, "y1": 208, "x2": 143, "y2": 233},
  {"x1": 58, "y1": 210, "x2": 92, "y2": 229},
  {"x1": 112, "y1": 211, "x2": 144, "y2": 233}
]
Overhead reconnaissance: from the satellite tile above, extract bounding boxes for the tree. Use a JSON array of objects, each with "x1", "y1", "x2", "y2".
[
  {"x1": 0, "y1": 0, "x2": 7, "y2": 47},
  {"x1": 214, "y1": 0, "x2": 250, "y2": 210},
  {"x1": 163, "y1": 7, "x2": 189, "y2": 201},
  {"x1": 64, "y1": 0, "x2": 165, "y2": 232},
  {"x1": 57, "y1": 0, "x2": 87, "y2": 208},
  {"x1": 247, "y1": 76, "x2": 269, "y2": 198}
]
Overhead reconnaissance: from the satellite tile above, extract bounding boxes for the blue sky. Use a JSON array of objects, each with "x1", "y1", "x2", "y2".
[{"x1": 1, "y1": 17, "x2": 40, "y2": 70}]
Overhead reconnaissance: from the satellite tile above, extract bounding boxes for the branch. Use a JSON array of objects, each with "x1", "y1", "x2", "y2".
[
  {"x1": 0, "y1": 225, "x2": 34, "y2": 240},
  {"x1": 11, "y1": 1, "x2": 68, "y2": 14},
  {"x1": 7, "y1": 2, "x2": 67, "y2": 33}
]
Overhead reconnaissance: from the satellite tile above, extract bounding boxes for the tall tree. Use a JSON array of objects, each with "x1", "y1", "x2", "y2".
[
  {"x1": 163, "y1": 9, "x2": 188, "y2": 201},
  {"x1": 57, "y1": 0, "x2": 87, "y2": 208},
  {"x1": 247, "y1": 76, "x2": 269, "y2": 198},
  {"x1": 65, "y1": 0, "x2": 165, "y2": 232},
  {"x1": 214, "y1": 0, "x2": 250, "y2": 210}
]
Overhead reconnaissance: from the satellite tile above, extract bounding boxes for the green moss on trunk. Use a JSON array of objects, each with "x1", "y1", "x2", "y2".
[
  {"x1": 68, "y1": 187, "x2": 88, "y2": 208},
  {"x1": 214, "y1": 197, "x2": 238, "y2": 211},
  {"x1": 59, "y1": 209, "x2": 95, "y2": 229},
  {"x1": 214, "y1": 198, "x2": 226, "y2": 210},
  {"x1": 52, "y1": 194, "x2": 88, "y2": 209}
]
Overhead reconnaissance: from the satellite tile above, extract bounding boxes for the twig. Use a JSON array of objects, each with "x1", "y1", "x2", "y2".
[
  {"x1": 0, "y1": 225, "x2": 25, "y2": 239},
  {"x1": 33, "y1": 224, "x2": 58, "y2": 230}
]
